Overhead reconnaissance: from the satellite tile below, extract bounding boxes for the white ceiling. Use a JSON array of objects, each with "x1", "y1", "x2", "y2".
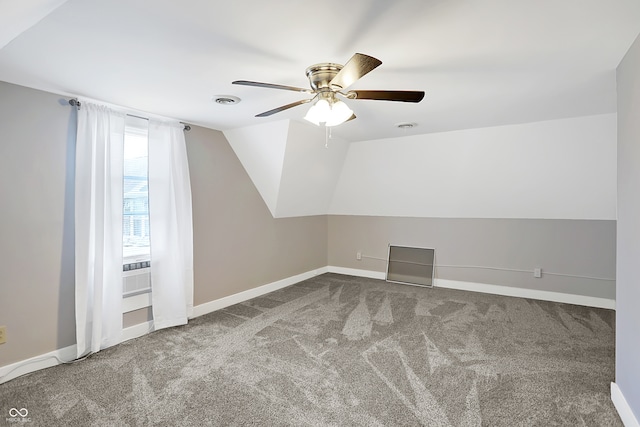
[{"x1": 0, "y1": 0, "x2": 639, "y2": 142}]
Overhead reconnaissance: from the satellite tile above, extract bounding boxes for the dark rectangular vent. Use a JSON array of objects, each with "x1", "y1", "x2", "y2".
[
  {"x1": 123, "y1": 261, "x2": 150, "y2": 272},
  {"x1": 386, "y1": 245, "x2": 435, "y2": 288}
]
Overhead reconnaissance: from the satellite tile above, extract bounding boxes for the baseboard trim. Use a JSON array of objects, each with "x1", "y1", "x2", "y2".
[
  {"x1": 1, "y1": 267, "x2": 330, "y2": 385},
  {"x1": 328, "y1": 266, "x2": 386, "y2": 280},
  {"x1": 436, "y1": 278, "x2": 615, "y2": 309},
  {"x1": 0, "y1": 319, "x2": 158, "y2": 385},
  {"x1": 1, "y1": 265, "x2": 614, "y2": 385},
  {"x1": 0, "y1": 344, "x2": 77, "y2": 385},
  {"x1": 612, "y1": 382, "x2": 640, "y2": 427},
  {"x1": 327, "y1": 266, "x2": 615, "y2": 309},
  {"x1": 192, "y1": 267, "x2": 329, "y2": 318}
]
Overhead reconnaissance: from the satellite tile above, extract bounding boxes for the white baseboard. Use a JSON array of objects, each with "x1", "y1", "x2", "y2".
[
  {"x1": 0, "y1": 267, "x2": 329, "y2": 385},
  {"x1": 0, "y1": 265, "x2": 614, "y2": 385},
  {"x1": 436, "y1": 278, "x2": 615, "y2": 309},
  {"x1": 192, "y1": 267, "x2": 329, "y2": 318},
  {"x1": 0, "y1": 319, "x2": 157, "y2": 385},
  {"x1": 612, "y1": 382, "x2": 640, "y2": 427},
  {"x1": 0, "y1": 344, "x2": 77, "y2": 385},
  {"x1": 327, "y1": 266, "x2": 615, "y2": 309},
  {"x1": 328, "y1": 266, "x2": 386, "y2": 280}
]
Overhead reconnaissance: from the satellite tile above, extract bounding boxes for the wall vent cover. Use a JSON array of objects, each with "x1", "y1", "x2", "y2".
[{"x1": 386, "y1": 244, "x2": 435, "y2": 288}]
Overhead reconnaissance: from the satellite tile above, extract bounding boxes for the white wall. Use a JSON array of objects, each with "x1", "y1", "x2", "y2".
[
  {"x1": 225, "y1": 121, "x2": 289, "y2": 217},
  {"x1": 275, "y1": 121, "x2": 348, "y2": 218},
  {"x1": 226, "y1": 120, "x2": 349, "y2": 218},
  {"x1": 330, "y1": 114, "x2": 617, "y2": 220},
  {"x1": 615, "y1": 32, "x2": 640, "y2": 424}
]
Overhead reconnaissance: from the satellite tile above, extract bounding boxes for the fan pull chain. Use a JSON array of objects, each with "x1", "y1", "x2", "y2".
[{"x1": 325, "y1": 126, "x2": 329, "y2": 148}]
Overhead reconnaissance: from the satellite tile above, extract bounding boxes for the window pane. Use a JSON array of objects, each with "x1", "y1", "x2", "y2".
[{"x1": 123, "y1": 124, "x2": 150, "y2": 260}]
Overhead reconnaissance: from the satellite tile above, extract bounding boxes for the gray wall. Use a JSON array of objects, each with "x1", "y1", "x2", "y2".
[
  {"x1": 0, "y1": 81, "x2": 328, "y2": 367},
  {"x1": 0, "y1": 82, "x2": 76, "y2": 367},
  {"x1": 0, "y1": 78, "x2": 622, "y2": 378},
  {"x1": 328, "y1": 216, "x2": 616, "y2": 299},
  {"x1": 186, "y1": 125, "x2": 328, "y2": 304},
  {"x1": 616, "y1": 33, "x2": 640, "y2": 418}
]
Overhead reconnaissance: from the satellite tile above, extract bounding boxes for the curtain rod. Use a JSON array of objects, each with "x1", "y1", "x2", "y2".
[{"x1": 68, "y1": 98, "x2": 191, "y2": 131}]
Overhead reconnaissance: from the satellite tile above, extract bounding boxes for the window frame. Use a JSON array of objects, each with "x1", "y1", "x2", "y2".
[{"x1": 122, "y1": 117, "x2": 151, "y2": 266}]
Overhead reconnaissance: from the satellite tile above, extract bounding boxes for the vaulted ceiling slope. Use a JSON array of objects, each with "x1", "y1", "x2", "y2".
[
  {"x1": 224, "y1": 120, "x2": 349, "y2": 218},
  {"x1": 0, "y1": 0, "x2": 69, "y2": 50},
  {"x1": 0, "y1": 1, "x2": 639, "y2": 142}
]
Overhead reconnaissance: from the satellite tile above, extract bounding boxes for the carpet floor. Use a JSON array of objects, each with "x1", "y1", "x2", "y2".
[{"x1": 1, "y1": 273, "x2": 620, "y2": 426}]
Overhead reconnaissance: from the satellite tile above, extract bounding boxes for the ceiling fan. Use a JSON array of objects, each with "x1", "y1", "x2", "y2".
[{"x1": 232, "y1": 53, "x2": 425, "y2": 127}]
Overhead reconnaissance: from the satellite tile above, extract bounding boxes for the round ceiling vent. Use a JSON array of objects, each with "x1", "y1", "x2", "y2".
[
  {"x1": 212, "y1": 95, "x2": 241, "y2": 105},
  {"x1": 396, "y1": 122, "x2": 417, "y2": 130}
]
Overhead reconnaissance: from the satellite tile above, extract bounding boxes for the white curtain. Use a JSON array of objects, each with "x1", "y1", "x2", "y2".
[
  {"x1": 148, "y1": 120, "x2": 194, "y2": 329},
  {"x1": 75, "y1": 103, "x2": 125, "y2": 358}
]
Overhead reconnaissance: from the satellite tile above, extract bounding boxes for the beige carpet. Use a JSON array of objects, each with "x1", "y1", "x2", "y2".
[{"x1": 1, "y1": 273, "x2": 620, "y2": 426}]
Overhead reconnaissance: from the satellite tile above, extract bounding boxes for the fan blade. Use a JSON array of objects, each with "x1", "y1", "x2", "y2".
[
  {"x1": 329, "y1": 53, "x2": 382, "y2": 90},
  {"x1": 255, "y1": 99, "x2": 312, "y2": 117},
  {"x1": 348, "y1": 90, "x2": 425, "y2": 103},
  {"x1": 347, "y1": 113, "x2": 357, "y2": 122},
  {"x1": 233, "y1": 80, "x2": 311, "y2": 93}
]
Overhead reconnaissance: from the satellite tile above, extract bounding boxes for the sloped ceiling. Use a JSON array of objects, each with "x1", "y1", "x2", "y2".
[
  {"x1": 225, "y1": 120, "x2": 349, "y2": 218},
  {"x1": 0, "y1": 0, "x2": 639, "y2": 142},
  {"x1": 0, "y1": 0, "x2": 68, "y2": 49},
  {"x1": 223, "y1": 121, "x2": 289, "y2": 217}
]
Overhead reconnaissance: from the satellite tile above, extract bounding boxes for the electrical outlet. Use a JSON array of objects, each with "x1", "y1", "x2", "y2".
[
  {"x1": 534, "y1": 268, "x2": 542, "y2": 278},
  {"x1": 356, "y1": 251, "x2": 362, "y2": 261},
  {"x1": 0, "y1": 326, "x2": 6, "y2": 344}
]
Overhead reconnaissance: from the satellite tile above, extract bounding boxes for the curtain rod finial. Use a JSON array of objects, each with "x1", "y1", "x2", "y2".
[{"x1": 69, "y1": 98, "x2": 81, "y2": 109}]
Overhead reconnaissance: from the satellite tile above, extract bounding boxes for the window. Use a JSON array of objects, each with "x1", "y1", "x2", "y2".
[
  {"x1": 122, "y1": 117, "x2": 152, "y2": 305},
  {"x1": 123, "y1": 117, "x2": 150, "y2": 263}
]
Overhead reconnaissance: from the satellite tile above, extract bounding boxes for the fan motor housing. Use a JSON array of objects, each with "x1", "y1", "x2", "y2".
[{"x1": 305, "y1": 63, "x2": 343, "y2": 91}]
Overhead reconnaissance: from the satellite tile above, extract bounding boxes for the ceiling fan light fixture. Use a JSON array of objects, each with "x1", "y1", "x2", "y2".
[
  {"x1": 304, "y1": 99, "x2": 353, "y2": 127},
  {"x1": 304, "y1": 99, "x2": 330, "y2": 125},
  {"x1": 233, "y1": 53, "x2": 424, "y2": 123},
  {"x1": 326, "y1": 100, "x2": 353, "y2": 127}
]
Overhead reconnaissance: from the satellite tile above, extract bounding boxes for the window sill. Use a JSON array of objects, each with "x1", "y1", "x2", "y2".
[{"x1": 123, "y1": 290, "x2": 152, "y2": 313}]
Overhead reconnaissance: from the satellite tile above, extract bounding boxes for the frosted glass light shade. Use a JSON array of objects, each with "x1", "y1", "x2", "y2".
[
  {"x1": 304, "y1": 99, "x2": 331, "y2": 125},
  {"x1": 304, "y1": 99, "x2": 353, "y2": 127},
  {"x1": 325, "y1": 100, "x2": 353, "y2": 127}
]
